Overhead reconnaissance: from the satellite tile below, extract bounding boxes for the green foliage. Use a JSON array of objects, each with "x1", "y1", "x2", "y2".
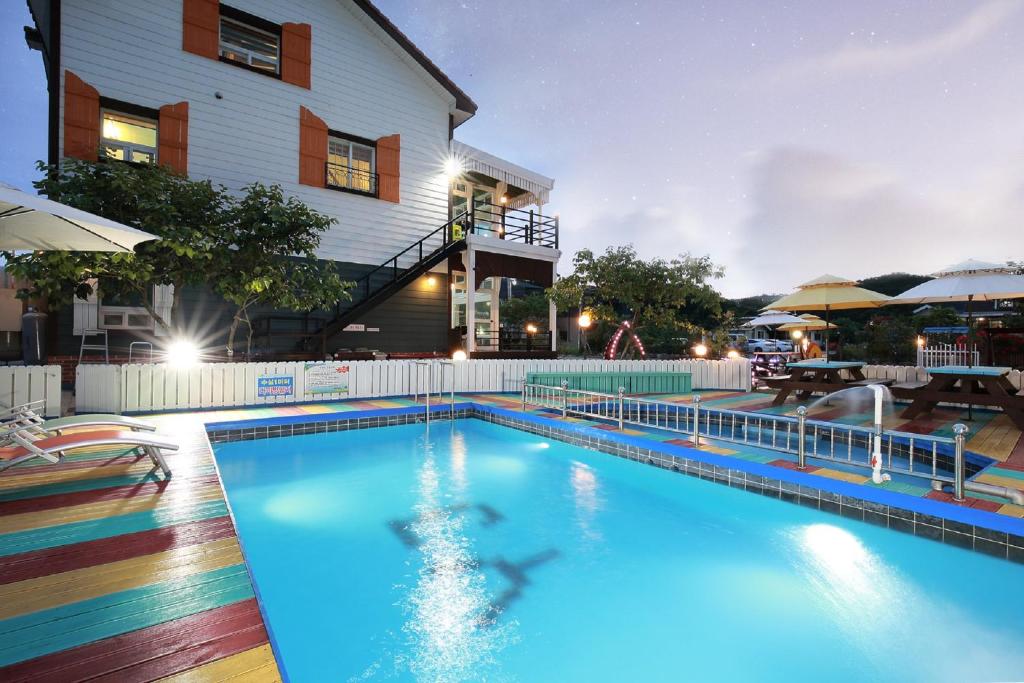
[
  {"x1": 4, "y1": 159, "x2": 228, "y2": 329},
  {"x1": 913, "y1": 306, "x2": 961, "y2": 331},
  {"x1": 4, "y1": 162, "x2": 351, "y2": 354},
  {"x1": 864, "y1": 315, "x2": 916, "y2": 364},
  {"x1": 214, "y1": 183, "x2": 351, "y2": 355},
  {"x1": 547, "y1": 245, "x2": 725, "y2": 357},
  {"x1": 501, "y1": 292, "x2": 550, "y2": 327}
]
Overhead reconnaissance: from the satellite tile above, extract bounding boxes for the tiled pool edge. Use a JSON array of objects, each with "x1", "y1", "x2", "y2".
[{"x1": 204, "y1": 403, "x2": 1024, "y2": 564}]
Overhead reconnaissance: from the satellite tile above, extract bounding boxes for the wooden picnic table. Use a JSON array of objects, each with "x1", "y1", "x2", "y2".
[
  {"x1": 895, "y1": 365, "x2": 1024, "y2": 430},
  {"x1": 766, "y1": 360, "x2": 869, "y2": 406}
]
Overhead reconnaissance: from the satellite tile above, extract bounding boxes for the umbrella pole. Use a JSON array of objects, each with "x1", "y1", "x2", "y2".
[
  {"x1": 967, "y1": 295, "x2": 974, "y2": 421},
  {"x1": 824, "y1": 305, "x2": 830, "y2": 364}
]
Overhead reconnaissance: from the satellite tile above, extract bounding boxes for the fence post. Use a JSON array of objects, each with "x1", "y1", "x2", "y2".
[
  {"x1": 561, "y1": 380, "x2": 568, "y2": 417},
  {"x1": 953, "y1": 423, "x2": 968, "y2": 501},
  {"x1": 796, "y1": 406, "x2": 807, "y2": 469},
  {"x1": 692, "y1": 394, "x2": 701, "y2": 446},
  {"x1": 617, "y1": 387, "x2": 625, "y2": 430}
]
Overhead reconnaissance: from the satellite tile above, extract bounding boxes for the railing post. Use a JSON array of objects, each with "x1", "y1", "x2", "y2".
[
  {"x1": 528, "y1": 209, "x2": 535, "y2": 244},
  {"x1": 561, "y1": 380, "x2": 569, "y2": 417},
  {"x1": 469, "y1": 203, "x2": 476, "y2": 235},
  {"x1": 617, "y1": 387, "x2": 625, "y2": 429},
  {"x1": 554, "y1": 215, "x2": 559, "y2": 249},
  {"x1": 692, "y1": 395, "x2": 701, "y2": 446},
  {"x1": 796, "y1": 406, "x2": 807, "y2": 470},
  {"x1": 522, "y1": 383, "x2": 528, "y2": 412},
  {"x1": 953, "y1": 423, "x2": 968, "y2": 501}
]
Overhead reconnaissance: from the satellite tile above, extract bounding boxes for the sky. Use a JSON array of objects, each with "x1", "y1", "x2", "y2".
[{"x1": 2, "y1": 1, "x2": 1023, "y2": 297}]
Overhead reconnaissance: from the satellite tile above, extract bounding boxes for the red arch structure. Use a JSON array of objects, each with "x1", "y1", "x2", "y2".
[{"x1": 603, "y1": 321, "x2": 647, "y2": 360}]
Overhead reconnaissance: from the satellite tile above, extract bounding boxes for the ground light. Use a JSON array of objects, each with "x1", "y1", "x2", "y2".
[
  {"x1": 165, "y1": 339, "x2": 200, "y2": 368},
  {"x1": 578, "y1": 312, "x2": 592, "y2": 329},
  {"x1": 452, "y1": 349, "x2": 467, "y2": 361}
]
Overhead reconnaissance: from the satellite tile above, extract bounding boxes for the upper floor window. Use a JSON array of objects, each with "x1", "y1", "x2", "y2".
[
  {"x1": 101, "y1": 110, "x2": 158, "y2": 164},
  {"x1": 327, "y1": 134, "x2": 376, "y2": 196},
  {"x1": 219, "y1": 7, "x2": 281, "y2": 75}
]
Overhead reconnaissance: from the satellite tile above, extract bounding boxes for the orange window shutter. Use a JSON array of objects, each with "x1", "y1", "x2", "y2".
[
  {"x1": 281, "y1": 23, "x2": 312, "y2": 89},
  {"x1": 376, "y1": 134, "x2": 400, "y2": 203},
  {"x1": 298, "y1": 106, "x2": 327, "y2": 187},
  {"x1": 63, "y1": 71, "x2": 100, "y2": 161},
  {"x1": 182, "y1": 0, "x2": 219, "y2": 60},
  {"x1": 159, "y1": 102, "x2": 189, "y2": 175}
]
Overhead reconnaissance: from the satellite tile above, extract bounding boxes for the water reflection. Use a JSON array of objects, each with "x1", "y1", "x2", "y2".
[
  {"x1": 570, "y1": 460, "x2": 604, "y2": 544},
  {"x1": 401, "y1": 431, "x2": 514, "y2": 682}
]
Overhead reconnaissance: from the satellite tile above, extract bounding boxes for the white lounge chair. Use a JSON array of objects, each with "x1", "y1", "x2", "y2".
[
  {"x1": 0, "y1": 429, "x2": 175, "y2": 477},
  {"x1": 0, "y1": 400, "x2": 156, "y2": 444}
]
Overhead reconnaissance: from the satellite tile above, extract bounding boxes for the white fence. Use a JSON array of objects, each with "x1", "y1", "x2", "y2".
[
  {"x1": 75, "y1": 358, "x2": 753, "y2": 414},
  {"x1": 0, "y1": 365, "x2": 62, "y2": 417},
  {"x1": 917, "y1": 344, "x2": 979, "y2": 368}
]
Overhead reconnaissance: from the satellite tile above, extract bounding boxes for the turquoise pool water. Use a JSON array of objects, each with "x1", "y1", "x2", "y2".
[{"x1": 213, "y1": 420, "x2": 1024, "y2": 682}]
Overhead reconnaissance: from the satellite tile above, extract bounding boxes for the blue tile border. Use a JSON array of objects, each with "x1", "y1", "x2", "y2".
[{"x1": 204, "y1": 401, "x2": 1024, "y2": 563}]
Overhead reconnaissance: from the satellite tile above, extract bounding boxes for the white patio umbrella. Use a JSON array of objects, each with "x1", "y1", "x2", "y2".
[
  {"x1": 887, "y1": 259, "x2": 1024, "y2": 367},
  {"x1": 746, "y1": 310, "x2": 807, "y2": 327},
  {"x1": 0, "y1": 182, "x2": 158, "y2": 252}
]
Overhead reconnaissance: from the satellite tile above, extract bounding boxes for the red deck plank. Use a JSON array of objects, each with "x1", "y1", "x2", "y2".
[
  {"x1": 0, "y1": 598, "x2": 268, "y2": 682},
  {"x1": 0, "y1": 475, "x2": 220, "y2": 516},
  {"x1": 0, "y1": 515, "x2": 235, "y2": 585}
]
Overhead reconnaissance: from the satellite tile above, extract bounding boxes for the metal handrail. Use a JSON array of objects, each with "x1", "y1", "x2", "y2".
[
  {"x1": 522, "y1": 383, "x2": 965, "y2": 486},
  {"x1": 325, "y1": 161, "x2": 378, "y2": 194}
]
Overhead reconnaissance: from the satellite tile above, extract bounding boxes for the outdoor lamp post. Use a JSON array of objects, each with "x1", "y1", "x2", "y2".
[
  {"x1": 578, "y1": 312, "x2": 592, "y2": 356},
  {"x1": 526, "y1": 322, "x2": 538, "y2": 352},
  {"x1": 693, "y1": 342, "x2": 708, "y2": 358}
]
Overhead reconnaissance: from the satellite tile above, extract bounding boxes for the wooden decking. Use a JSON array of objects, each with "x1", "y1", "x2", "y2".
[{"x1": 0, "y1": 416, "x2": 281, "y2": 682}]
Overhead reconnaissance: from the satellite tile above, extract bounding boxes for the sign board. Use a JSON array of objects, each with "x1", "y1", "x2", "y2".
[
  {"x1": 304, "y1": 362, "x2": 350, "y2": 395},
  {"x1": 256, "y1": 375, "x2": 294, "y2": 397},
  {"x1": 343, "y1": 323, "x2": 365, "y2": 332}
]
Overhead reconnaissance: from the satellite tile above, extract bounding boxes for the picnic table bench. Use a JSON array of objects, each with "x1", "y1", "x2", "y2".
[
  {"x1": 894, "y1": 366, "x2": 1024, "y2": 430},
  {"x1": 766, "y1": 360, "x2": 872, "y2": 406}
]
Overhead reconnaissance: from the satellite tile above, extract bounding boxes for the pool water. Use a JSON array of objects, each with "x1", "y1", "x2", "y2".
[{"x1": 213, "y1": 420, "x2": 1024, "y2": 682}]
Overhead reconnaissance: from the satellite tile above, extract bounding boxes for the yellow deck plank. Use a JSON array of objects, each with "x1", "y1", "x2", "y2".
[
  {"x1": 0, "y1": 460, "x2": 159, "y2": 491},
  {"x1": 0, "y1": 483, "x2": 224, "y2": 534},
  {"x1": 814, "y1": 468, "x2": 870, "y2": 484},
  {"x1": 0, "y1": 538, "x2": 242, "y2": 619},
  {"x1": 157, "y1": 645, "x2": 282, "y2": 682}
]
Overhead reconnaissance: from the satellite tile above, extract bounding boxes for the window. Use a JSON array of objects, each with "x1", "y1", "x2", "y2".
[
  {"x1": 101, "y1": 110, "x2": 157, "y2": 164},
  {"x1": 219, "y1": 8, "x2": 280, "y2": 75},
  {"x1": 327, "y1": 134, "x2": 376, "y2": 195}
]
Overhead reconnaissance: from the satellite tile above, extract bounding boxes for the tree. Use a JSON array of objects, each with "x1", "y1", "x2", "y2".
[
  {"x1": 214, "y1": 183, "x2": 351, "y2": 356},
  {"x1": 548, "y1": 245, "x2": 724, "y2": 357},
  {"x1": 913, "y1": 305, "x2": 961, "y2": 331},
  {"x1": 4, "y1": 160, "x2": 228, "y2": 332},
  {"x1": 501, "y1": 292, "x2": 550, "y2": 328}
]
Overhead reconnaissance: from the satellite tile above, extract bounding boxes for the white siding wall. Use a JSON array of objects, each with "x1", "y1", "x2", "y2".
[{"x1": 59, "y1": 0, "x2": 454, "y2": 266}]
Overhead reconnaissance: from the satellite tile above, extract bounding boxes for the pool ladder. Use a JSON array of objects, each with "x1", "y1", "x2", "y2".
[{"x1": 412, "y1": 360, "x2": 456, "y2": 424}]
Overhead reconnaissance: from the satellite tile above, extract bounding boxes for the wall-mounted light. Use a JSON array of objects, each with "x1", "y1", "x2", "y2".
[
  {"x1": 443, "y1": 156, "x2": 463, "y2": 179},
  {"x1": 425, "y1": 275, "x2": 437, "y2": 287},
  {"x1": 500, "y1": 194, "x2": 508, "y2": 204}
]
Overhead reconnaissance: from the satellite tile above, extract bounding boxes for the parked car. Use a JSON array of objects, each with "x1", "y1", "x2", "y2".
[
  {"x1": 774, "y1": 339, "x2": 795, "y2": 352},
  {"x1": 744, "y1": 339, "x2": 777, "y2": 353}
]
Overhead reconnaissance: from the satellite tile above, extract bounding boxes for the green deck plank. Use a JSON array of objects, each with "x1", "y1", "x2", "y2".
[
  {"x1": 0, "y1": 499, "x2": 228, "y2": 557},
  {"x1": 0, "y1": 564, "x2": 253, "y2": 665}
]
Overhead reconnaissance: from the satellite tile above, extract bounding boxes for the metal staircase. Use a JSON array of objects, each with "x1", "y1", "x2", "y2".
[{"x1": 305, "y1": 203, "x2": 559, "y2": 353}]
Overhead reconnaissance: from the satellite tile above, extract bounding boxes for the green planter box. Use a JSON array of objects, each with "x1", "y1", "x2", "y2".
[{"x1": 525, "y1": 371, "x2": 693, "y2": 395}]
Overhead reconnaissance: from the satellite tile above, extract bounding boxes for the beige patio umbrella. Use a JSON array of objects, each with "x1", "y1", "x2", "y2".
[
  {"x1": 776, "y1": 314, "x2": 838, "y2": 332},
  {"x1": 765, "y1": 274, "x2": 891, "y2": 362}
]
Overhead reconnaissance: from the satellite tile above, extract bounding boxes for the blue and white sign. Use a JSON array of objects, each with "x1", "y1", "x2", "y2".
[{"x1": 257, "y1": 375, "x2": 294, "y2": 397}]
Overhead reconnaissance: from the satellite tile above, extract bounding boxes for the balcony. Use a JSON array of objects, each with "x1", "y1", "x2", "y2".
[
  {"x1": 325, "y1": 161, "x2": 378, "y2": 197},
  {"x1": 452, "y1": 202, "x2": 558, "y2": 249}
]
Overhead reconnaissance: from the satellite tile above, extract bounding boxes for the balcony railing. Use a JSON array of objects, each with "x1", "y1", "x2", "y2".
[
  {"x1": 453, "y1": 202, "x2": 558, "y2": 249},
  {"x1": 326, "y1": 161, "x2": 377, "y2": 196}
]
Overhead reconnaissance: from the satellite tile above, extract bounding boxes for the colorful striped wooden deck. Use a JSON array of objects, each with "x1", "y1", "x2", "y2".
[{"x1": 0, "y1": 415, "x2": 281, "y2": 682}]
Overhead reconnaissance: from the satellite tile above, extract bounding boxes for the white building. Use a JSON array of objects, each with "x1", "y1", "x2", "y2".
[{"x1": 26, "y1": 0, "x2": 560, "y2": 359}]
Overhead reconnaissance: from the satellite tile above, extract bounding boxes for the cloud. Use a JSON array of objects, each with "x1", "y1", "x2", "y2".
[
  {"x1": 769, "y1": 0, "x2": 1022, "y2": 84},
  {"x1": 735, "y1": 147, "x2": 1024, "y2": 293}
]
